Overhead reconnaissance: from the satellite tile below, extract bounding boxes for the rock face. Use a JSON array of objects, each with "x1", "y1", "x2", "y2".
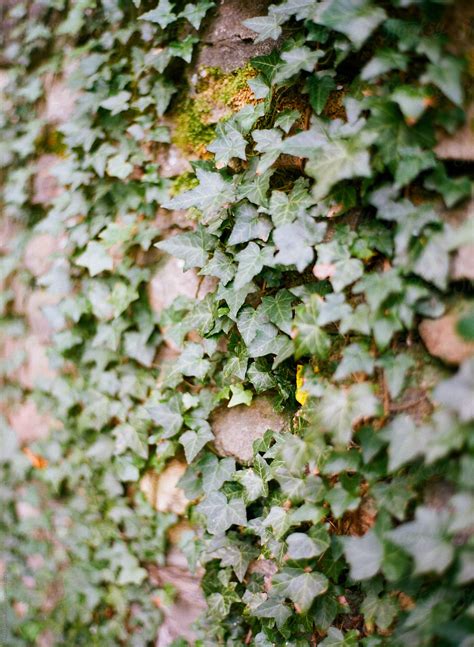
[
  {"x1": 148, "y1": 255, "x2": 216, "y2": 315},
  {"x1": 419, "y1": 314, "x2": 474, "y2": 365},
  {"x1": 197, "y1": 0, "x2": 277, "y2": 72},
  {"x1": 8, "y1": 399, "x2": 53, "y2": 445},
  {"x1": 140, "y1": 459, "x2": 188, "y2": 514},
  {"x1": 151, "y1": 547, "x2": 206, "y2": 647},
  {"x1": 435, "y1": 104, "x2": 474, "y2": 161},
  {"x1": 211, "y1": 396, "x2": 288, "y2": 463},
  {"x1": 24, "y1": 233, "x2": 61, "y2": 277},
  {"x1": 32, "y1": 155, "x2": 62, "y2": 205}
]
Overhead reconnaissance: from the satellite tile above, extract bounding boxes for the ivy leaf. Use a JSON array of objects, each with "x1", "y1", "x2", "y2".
[
  {"x1": 201, "y1": 455, "x2": 236, "y2": 494},
  {"x1": 247, "y1": 324, "x2": 280, "y2": 358},
  {"x1": 318, "y1": 383, "x2": 380, "y2": 446},
  {"x1": 274, "y1": 109, "x2": 301, "y2": 133},
  {"x1": 248, "y1": 75, "x2": 271, "y2": 99},
  {"x1": 106, "y1": 153, "x2": 133, "y2": 180},
  {"x1": 343, "y1": 530, "x2": 383, "y2": 580},
  {"x1": 376, "y1": 353, "x2": 414, "y2": 399},
  {"x1": 273, "y1": 222, "x2": 315, "y2": 272},
  {"x1": 286, "y1": 533, "x2": 325, "y2": 560},
  {"x1": 317, "y1": 293, "x2": 352, "y2": 326},
  {"x1": 383, "y1": 414, "x2": 426, "y2": 472},
  {"x1": 391, "y1": 85, "x2": 431, "y2": 123},
  {"x1": 274, "y1": 46, "x2": 323, "y2": 84},
  {"x1": 100, "y1": 91, "x2": 131, "y2": 115},
  {"x1": 147, "y1": 398, "x2": 183, "y2": 438},
  {"x1": 201, "y1": 249, "x2": 235, "y2": 285},
  {"x1": 228, "y1": 202, "x2": 272, "y2": 245},
  {"x1": 334, "y1": 343, "x2": 374, "y2": 381},
  {"x1": 139, "y1": 0, "x2": 176, "y2": 28},
  {"x1": 243, "y1": 14, "x2": 284, "y2": 42},
  {"x1": 228, "y1": 384, "x2": 253, "y2": 408},
  {"x1": 308, "y1": 75, "x2": 336, "y2": 115},
  {"x1": 162, "y1": 169, "x2": 235, "y2": 222},
  {"x1": 266, "y1": 179, "x2": 314, "y2": 226},
  {"x1": 253, "y1": 129, "x2": 283, "y2": 174},
  {"x1": 325, "y1": 483, "x2": 360, "y2": 518},
  {"x1": 156, "y1": 226, "x2": 215, "y2": 270},
  {"x1": 273, "y1": 568, "x2": 329, "y2": 612},
  {"x1": 237, "y1": 305, "x2": 269, "y2": 345},
  {"x1": 318, "y1": 0, "x2": 387, "y2": 49},
  {"x1": 175, "y1": 343, "x2": 211, "y2": 379},
  {"x1": 294, "y1": 297, "x2": 331, "y2": 360},
  {"x1": 361, "y1": 48, "x2": 408, "y2": 80},
  {"x1": 179, "y1": 0, "x2": 213, "y2": 29},
  {"x1": 180, "y1": 425, "x2": 214, "y2": 462},
  {"x1": 387, "y1": 506, "x2": 453, "y2": 574},
  {"x1": 76, "y1": 241, "x2": 113, "y2": 277},
  {"x1": 261, "y1": 290, "x2": 294, "y2": 335},
  {"x1": 320, "y1": 627, "x2": 359, "y2": 646},
  {"x1": 197, "y1": 492, "x2": 247, "y2": 534},
  {"x1": 253, "y1": 597, "x2": 292, "y2": 628},
  {"x1": 421, "y1": 55, "x2": 464, "y2": 106},
  {"x1": 207, "y1": 121, "x2": 247, "y2": 166},
  {"x1": 306, "y1": 134, "x2": 373, "y2": 201},
  {"x1": 434, "y1": 359, "x2": 474, "y2": 422},
  {"x1": 315, "y1": 240, "x2": 364, "y2": 292},
  {"x1": 234, "y1": 242, "x2": 274, "y2": 289}
]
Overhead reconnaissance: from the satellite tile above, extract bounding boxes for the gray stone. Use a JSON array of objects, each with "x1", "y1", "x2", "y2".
[
  {"x1": 8, "y1": 399, "x2": 53, "y2": 445},
  {"x1": 24, "y1": 233, "x2": 61, "y2": 277},
  {"x1": 419, "y1": 313, "x2": 474, "y2": 365},
  {"x1": 148, "y1": 255, "x2": 216, "y2": 315},
  {"x1": 32, "y1": 155, "x2": 62, "y2": 205},
  {"x1": 197, "y1": 0, "x2": 278, "y2": 72},
  {"x1": 211, "y1": 396, "x2": 288, "y2": 463},
  {"x1": 452, "y1": 244, "x2": 474, "y2": 281},
  {"x1": 156, "y1": 144, "x2": 193, "y2": 178},
  {"x1": 435, "y1": 104, "x2": 474, "y2": 161}
]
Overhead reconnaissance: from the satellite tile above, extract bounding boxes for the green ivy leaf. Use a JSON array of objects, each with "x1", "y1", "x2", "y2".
[
  {"x1": 76, "y1": 241, "x2": 113, "y2": 277},
  {"x1": 343, "y1": 530, "x2": 383, "y2": 580}
]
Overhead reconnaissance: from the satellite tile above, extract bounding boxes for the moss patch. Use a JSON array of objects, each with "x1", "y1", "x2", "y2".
[{"x1": 172, "y1": 64, "x2": 257, "y2": 157}]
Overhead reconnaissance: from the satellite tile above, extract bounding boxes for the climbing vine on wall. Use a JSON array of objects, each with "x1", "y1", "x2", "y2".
[{"x1": 1, "y1": 0, "x2": 473, "y2": 645}]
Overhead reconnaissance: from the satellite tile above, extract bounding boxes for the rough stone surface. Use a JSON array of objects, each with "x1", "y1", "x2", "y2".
[
  {"x1": 32, "y1": 155, "x2": 63, "y2": 205},
  {"x1": 419, "y1": 314, "x2": 474, "y2": 365},
  {"x1": 8, "y1": 399, "x2": 53, "y2": 445},
  {"x1": 435, "y1": 104, "x2": 474, "y2": 161},
  {"x1": 26, "y1": 291, "x2": 61, "y2": 341},
  {"x1": 140, "y1": 459, "x2": 189, "y2": 514},
  {"x1": 452, "y1": 244, "x2": 474, "y2": 280},
  {"x1": 24, "y1": 233, "x2": 61, "y2": 278},
  {"x1": 2, "y1": 335, "x2": 56, "y2": 390},
  {"x1": 156, "y1": 144, "x2": 193, "y2": 178},
  {"x1": 43, "y1": 69, "x2": 78, "y2": 125},
  {"x1": 151, "y1": 547, "x2": 206, "y2": 647},
  {"x1": 148, "y1": 255, "x2": 216, "y2": 315},
  {"x1": 197, "y1": 0, "x2": 278, "y2": 72},
  {"x1": 211, "y1": 396, "x2": 288, "y2": 463}
]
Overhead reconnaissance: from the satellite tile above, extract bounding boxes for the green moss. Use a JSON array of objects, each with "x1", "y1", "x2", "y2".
[
  {"x1": 173, "y1": 100, "x2": 216, "y2": 156},
  {"x1": 170, "y1": 172, "x2": 199, "y2": 197},
  {"x1": 172, "y1": 64, "x2": 257, "y2": 156}
]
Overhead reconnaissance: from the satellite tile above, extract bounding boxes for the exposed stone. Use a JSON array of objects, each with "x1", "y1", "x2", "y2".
[
  {"x1": 435, "y1": 103, "x2": 474, "y2": 161},
  {"x1": 26, "y1": 291, "x2": 61, "y2": 341},
  {"x1": 24, "y1": 233, "x2": 61, "y2": 277},
  {"x1": 156, "y1": 144, "x2": 193, "y2": 178},
  {"x1": 148, "y1": 255, "x2": 217, "y2": 315},
  {"x1": 452, "y1": 244, "x2": 474, "y2": 280},
  {"x1": 0, "y1": 217, "x2": 21, "y2": 253},
  {"x1": 153, "y1": 209, "x2": 191, "y2": 234},
  {"x1": 2, "y1": 335, "x2": 56, "y2": 390},
  {"x1": 140, "y1": 459, "x2": 189, "y2": 514},
  {"x1": 151, "y1": 547, "x2": 206, "y2": 647},
  {"x1": 8, "y1": 399, "x2": 53, "y2": 445},
  {"x1": 211, "y1": 396, "x2": 288, "y2": 463},
  {"x1": 419, "y1": 313, "x2": 474, "y2": 365},
  {"x1": 43, "y1": 68, "x2": 78, "y2": 125},
  {"x1": 32, "y1": 155, "x2": 63, "y2": 205},
  {"x1": 197, "y1": 0, "x2": 278, "y2": 72}
]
